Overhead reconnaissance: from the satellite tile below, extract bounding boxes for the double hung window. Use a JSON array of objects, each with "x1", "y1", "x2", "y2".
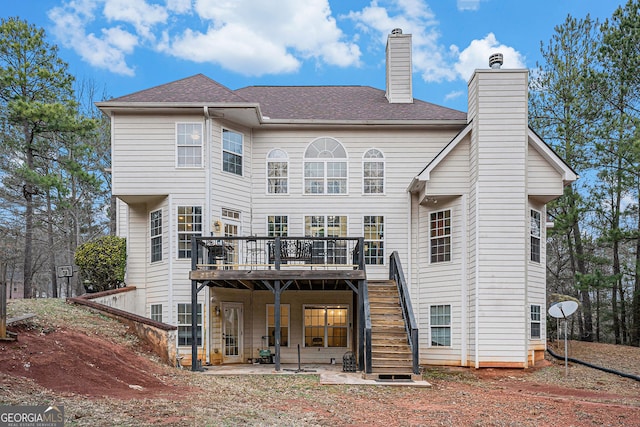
[
  {"x1": 364, "y1": 216, "x2": 384, "y2": 265},
  {"x1": 150, "y1": 209, "x2": 162, "y2": 263},
  {"x1": 430, "y1": 210, "x2": 451, "y2": 263},
  {"x1": 176, "y1": 123, "x2": 202, "y2": 167},
  {"x1": 430, "y1": 305, "x2": 451, "y2": 347},
  {"x1": 177, "y1": 206, "x2": 202, "y2": 258},
  {"x1": 223, "y1": 129, "x2": 243, "y2": 175},
  {"x1": 530, "y1": 209, "x2": 541, "y2": 263},
  {"x1": 177, "y1": 303, "x2": 202, "y2": 346}
]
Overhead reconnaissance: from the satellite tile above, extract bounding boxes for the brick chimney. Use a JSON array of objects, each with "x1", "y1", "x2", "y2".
[{"x1": 385, "y1": 28, "x2": 413, "y2": 104}]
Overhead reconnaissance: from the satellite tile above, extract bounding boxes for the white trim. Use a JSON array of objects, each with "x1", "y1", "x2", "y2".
[{"x1": 429, "y1": 208, "x2": 452, "y2": 264}]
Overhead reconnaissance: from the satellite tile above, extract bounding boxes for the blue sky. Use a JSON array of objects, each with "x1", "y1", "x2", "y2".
[{"x1": 2, "y1": 0, "x2": 624, "y2": 112}]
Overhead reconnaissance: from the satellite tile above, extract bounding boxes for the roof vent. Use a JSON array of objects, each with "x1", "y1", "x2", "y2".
[
  {"x1": 489, "y1": 53, "x2": 503, "y2": 69},
  {"x1": 391, "y1": 28, "x2": 403, "y2": 35}
]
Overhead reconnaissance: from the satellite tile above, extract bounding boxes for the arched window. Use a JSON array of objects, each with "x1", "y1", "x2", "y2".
[
  {"x1": 304, "y1": 137, "x2": 347, "y2": 194},
  {"x1": 363, "y1": 149, "x2": 384, "y2": 194},
  {"x1": 267, "y1": 149, "x2": 288, "y2": 194}
]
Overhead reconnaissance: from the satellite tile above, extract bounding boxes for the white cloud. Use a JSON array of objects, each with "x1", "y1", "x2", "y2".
[
  {"x1": 444, "y1": 90, "x2": 464, "y2": 102},
  {"x1": 348, "y1": 0, "x2": 457, "y2": 83},
  {"x1": 165, "y1": 0, "x2": 361, "y2": 75},
  {"x1": 457, "y1": 0, "x2": 481, "y2": 11},
  {"x1": 451, "y1": 33, "x2": 527, "y2": 81},
  {"x1": 48, "y1": 0, "x2": 360, "y2": 77},
  {"x1": 102, "y1": 0, "x2": 168, "y2": 39},
  {"x1": 166, "y1": 25, "x2": 301, "y2": 75},
  {"x1": 48, "y1": 1, "x2": 137, "y2": 76}
]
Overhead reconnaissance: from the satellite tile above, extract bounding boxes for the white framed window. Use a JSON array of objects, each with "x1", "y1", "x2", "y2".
[
  {"x1": 530, "y1": 305, "x2": 541, "y2": 339},
  {"x1": 266, "y1": 304, "x2": 290, "y2": 347},
  {"x1": 176, "y1": 123, "x2": 203, "y2": 167},
  {"x1": 150, "y1": 304, "x2": 163, "y2": 322},
  {"x1": 530, "y1": 209, "x2": 541, "y2": 263},
  {"x1": 303, "y1": 305, "x2": 349, "y2": 348},
  {"x1": 430, "y1": 210, "x2": 451, "y2": 263},
  {"x1": 364, "y1": 215, "x2": 384, "y2": 265},
  {"x1": 304, "y1": 137, "x2": 347, "y2": 194},
  {"x1": 267, "y1": 215, "x2": 288, "y2": 237},
  {"x1": 267, "y1": 149, "x2": 288, "y2": 194},
  {"x1": 150, "y1": 209, "x2": 162, "y2": 263},
  {"x1": 430, "y1": 305, "x2": 451, "y2": 347},
  {"x1": 222, "y1": 129, "x2": 243, "y2": 175},
  {"x1": 363, "y1": 149, "x2": 384, "y2": 194},
  {"x1": 177, "y1": 206, "x2": 202, "y2": 259},
  {"x1": 304, "y1": 215, "x2": 348, "y2": 264},
  {"x1": 177, "y1": 303, "x2": 202, "y2": 346}
]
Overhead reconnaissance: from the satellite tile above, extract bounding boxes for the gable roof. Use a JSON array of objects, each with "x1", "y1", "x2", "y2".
[
  {"x1": 107, "y1": 74, "x2": 249, "y2": 104},
  {"x1": 99, "y1": 74, "x2": 466, "y2": 123}
]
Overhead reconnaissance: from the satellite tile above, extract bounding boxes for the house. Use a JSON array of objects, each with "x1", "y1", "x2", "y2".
[{"x1": 97, "y1": 29, "x2": 577, "y2": 376}]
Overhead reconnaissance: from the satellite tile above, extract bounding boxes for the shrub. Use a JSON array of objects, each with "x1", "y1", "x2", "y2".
[{"x1": 74, "y1": 236, "x2": 126, "y2": 292}]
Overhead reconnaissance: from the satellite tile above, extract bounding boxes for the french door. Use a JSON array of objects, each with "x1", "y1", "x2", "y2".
[{"x1": 222, "y1": 302, "x2": 243, "y2": 363}]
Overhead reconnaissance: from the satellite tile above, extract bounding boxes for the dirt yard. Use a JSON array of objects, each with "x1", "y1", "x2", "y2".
[{"x1": 2, "y1": 299, "x2": 639, "y2": 426}]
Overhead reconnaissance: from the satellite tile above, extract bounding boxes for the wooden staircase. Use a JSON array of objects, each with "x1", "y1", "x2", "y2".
[{"x1": 365, "y1": 280, "x2": 420, "y2": 381}]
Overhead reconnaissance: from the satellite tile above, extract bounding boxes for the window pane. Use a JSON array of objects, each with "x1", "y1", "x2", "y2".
[
  {"x1": 177, "y1": 206, "x2": 202, "y2": 258},
  {"x1": 177, "y1": 303, "x2": 202, "y2": 346},
  {"x1": 223, "y1": 130, "x2": 243, "y2": 175},
  {"x1": 177, "y1": 123, "x2": 202, "y2": 167},
  {"x1": 430, "y1": 210, "x2": 451, "y2": 263}
]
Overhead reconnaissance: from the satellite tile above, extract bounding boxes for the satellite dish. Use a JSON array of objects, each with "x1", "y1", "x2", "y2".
[{"x1": 548, "y1": 301, "x2": 578, "y2": 319}]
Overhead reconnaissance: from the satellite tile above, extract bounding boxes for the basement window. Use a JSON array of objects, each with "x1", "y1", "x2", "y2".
[
  {"x1": 530, "y1": 305, "x2": 541, "y2": 339},
  {"x1": 177, "y1": 303, "x2": 202, "y2": 346},
  {"x1": 430, "y1": 305, "x2": 451, "y2": 347},
  {"x1": 304, "y1": 305, "x2": 348, "y2": 348}
]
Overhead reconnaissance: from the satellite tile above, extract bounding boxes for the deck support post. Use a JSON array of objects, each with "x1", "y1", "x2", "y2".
[
  {"x1": 358, "y1": 279, "x2": 364, "y2": 371},
  {"x1": 274, "y1": 280, "x2": 281, "y2": 371}
]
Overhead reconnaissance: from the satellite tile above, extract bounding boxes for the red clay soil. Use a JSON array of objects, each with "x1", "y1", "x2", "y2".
[{"x1": 0, "y1": 327, "x2": 184, "y2": 399}]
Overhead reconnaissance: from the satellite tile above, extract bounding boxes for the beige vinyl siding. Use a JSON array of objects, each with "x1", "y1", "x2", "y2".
[
  {"x1": 417, "y1": 197, "x2": 464, "y2": 365},
  {"x1": 210, "y1": 121, "x2": 252, "y2": 234},
  {"x1": 249, "y1": 127, "x2": 459, "y2": 278},
  {"x1": 472, "y1": 70, "x2": 529, "y2": 366},
  {"x1": 145, "y1": 198, "x2": 170, "y2": 319},
  {"x1": 527, "y1": 143, "x2": 563, "y2": 197},
  {"x1": 111, "y1": 114, "x2": 206, "y2": 197},
  {"x1": 385, "y1": 33, "x2": 412, "y2": 103},
  {"x1": 425, "y1": 137, "x2": 470, "y2": 196}
]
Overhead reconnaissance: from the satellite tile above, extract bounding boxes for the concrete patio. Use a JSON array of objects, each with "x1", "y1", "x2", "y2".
[{"x1": 198, "y1": 363, "x2": 431, "y2": 387}]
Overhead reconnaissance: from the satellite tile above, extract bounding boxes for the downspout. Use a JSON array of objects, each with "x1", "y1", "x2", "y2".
[
  {"x1": 475, "y1": 182, "x2": 480, "y2": 369},
  {"x1": 203, "y1": 106, "x2": 211, "y2": 365},
  {"x1": 461, "y1": 193, "x2": 468, "y2": 366}
]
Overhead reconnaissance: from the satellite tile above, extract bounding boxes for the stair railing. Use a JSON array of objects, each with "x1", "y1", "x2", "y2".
[{"x1": 389, "y1": 251, "x2": 419, "y2": 375}]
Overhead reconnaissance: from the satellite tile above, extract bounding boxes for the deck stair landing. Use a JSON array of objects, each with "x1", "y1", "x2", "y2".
[{"x1": 365, "y1": 280, "x2": 421, "y2": 381}]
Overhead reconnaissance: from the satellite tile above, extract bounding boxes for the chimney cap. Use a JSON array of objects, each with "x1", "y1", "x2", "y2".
[
  {"x1": 391, "y1": 28, "x2": 403, "y2": 35},
  {"x1": 489, "y1": 53, "x2": 503, "y2": 69}
]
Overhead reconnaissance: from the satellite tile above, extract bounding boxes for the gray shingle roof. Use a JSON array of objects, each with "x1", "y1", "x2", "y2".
[
  {"x1": 108, "y1": 74, "x2": 248, "y2": 104},
  {"x1": 105, "y1": 74, "x2": 466, "y2": 121},
  {"x1": 236, "y1": 85, "x2": 465, "y2": 121}
]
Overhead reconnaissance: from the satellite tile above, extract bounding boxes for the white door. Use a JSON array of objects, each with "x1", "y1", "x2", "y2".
[{"x1": 222, "y1": 302, "x2": 243, "y2": 363}]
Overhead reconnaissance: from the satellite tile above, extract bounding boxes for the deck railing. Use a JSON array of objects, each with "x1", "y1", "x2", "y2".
[
  {"x1": 389, "y1": 251, "x2": 419, "y2": 375},
  {"x1": 193, "y1": 236, "x2": 364, "y2": 271}
]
